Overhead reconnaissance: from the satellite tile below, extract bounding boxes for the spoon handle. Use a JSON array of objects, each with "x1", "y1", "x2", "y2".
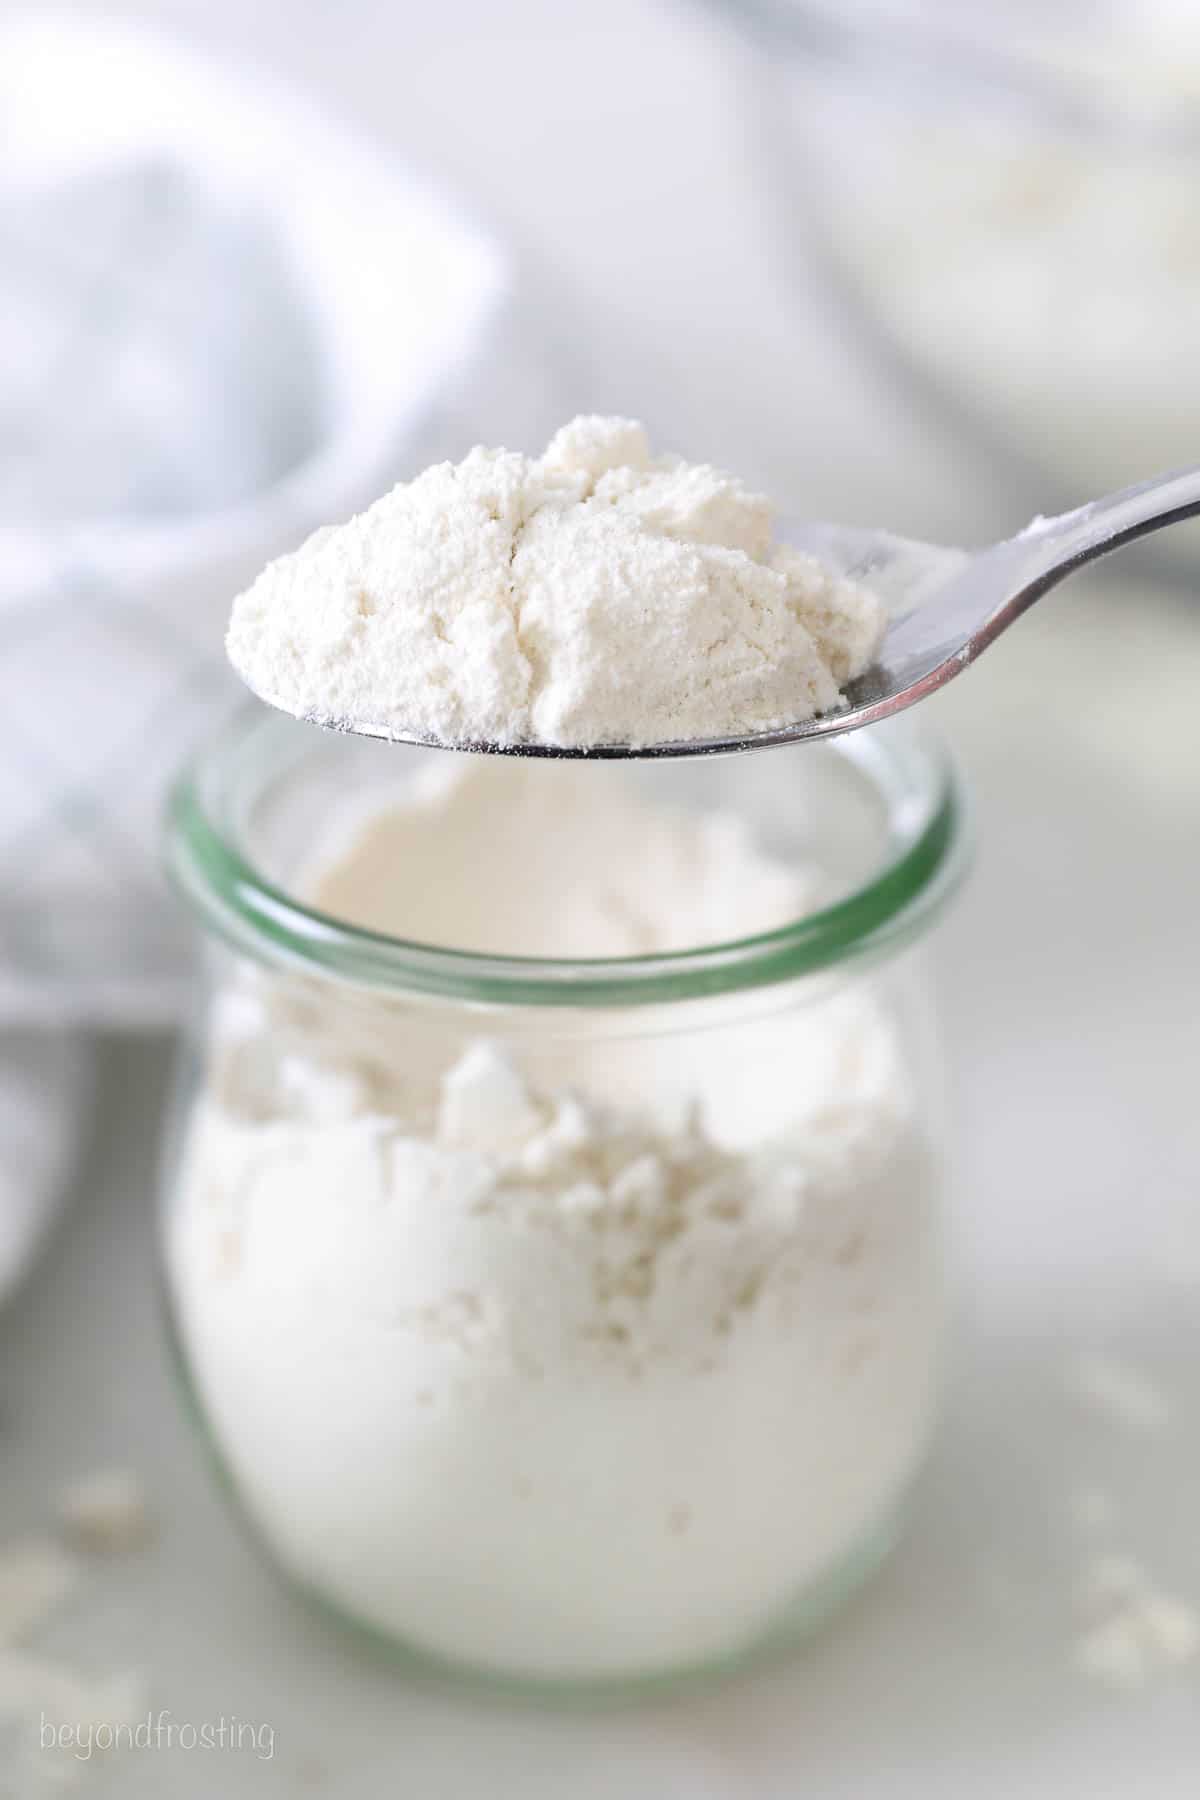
[
  {"x1": 1018, "y1": 466, "x2": 1200, "y2": 581},
  {"x1": 880, "y1": 464, "x2": 1200, "y2": 702}
]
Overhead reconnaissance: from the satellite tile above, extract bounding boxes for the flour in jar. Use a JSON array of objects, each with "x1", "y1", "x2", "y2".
[
  {"x1": 226, "y1": 415, "x2": 886, "y2": 748},
  {"x1": 168, "y1": 758, "x2": 942, "y2": 1682}
]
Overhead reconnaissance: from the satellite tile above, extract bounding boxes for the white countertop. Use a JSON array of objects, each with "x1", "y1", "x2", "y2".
[{"x1": 3, "y1": 0, "x2": 1199, "y2": 1792}]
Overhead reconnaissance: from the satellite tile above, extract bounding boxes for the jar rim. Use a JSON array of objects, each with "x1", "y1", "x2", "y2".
[{"x1": 166, "y1": 708, "x2": 968, "y2": 1008}]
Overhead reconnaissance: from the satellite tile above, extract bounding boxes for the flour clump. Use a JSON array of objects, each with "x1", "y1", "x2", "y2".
[{"x1": 226, "y1": 417, "x2": 886, "y2": 747}]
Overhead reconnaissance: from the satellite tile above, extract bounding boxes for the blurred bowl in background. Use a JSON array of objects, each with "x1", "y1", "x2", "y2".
[{"x1": 721, "y1": 0, "x2": 1200, "y2": 549}]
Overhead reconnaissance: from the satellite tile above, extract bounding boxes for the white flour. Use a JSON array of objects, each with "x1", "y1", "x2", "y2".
[
  {"x1": 54, "y1": 1471, "x2": 154, "y2": 1557},
  {"x1": 309, "y1": 755, "x2": 824, "y2": 957},
  {"x1": 226, "y1": 416, "x2": 886, "y2": 748},
  {"x1": 1075, "y1": 1556, "x2": 1200, "y2": 1690},
  {"x1": 169, "y1": 759, "x2": 941, "y2": 1682},
  {"x1": 0, "y1": 1510, "x2": 148, "y2": 1790}
]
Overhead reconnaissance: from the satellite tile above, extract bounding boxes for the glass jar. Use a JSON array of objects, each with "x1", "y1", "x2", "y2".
[{"x1": 161, "y1": 708, "x2": 967, "y2": 1697}]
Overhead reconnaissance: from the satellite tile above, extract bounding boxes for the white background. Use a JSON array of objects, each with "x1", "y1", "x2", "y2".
[{"x1": 3, "y1": 0, "x2": 1199, "y2": 1793}]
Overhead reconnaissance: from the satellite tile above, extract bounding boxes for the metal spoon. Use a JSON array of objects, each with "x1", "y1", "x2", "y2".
[{"x1": 280, "y1": 466, "x2": 1200, "y2": 759}]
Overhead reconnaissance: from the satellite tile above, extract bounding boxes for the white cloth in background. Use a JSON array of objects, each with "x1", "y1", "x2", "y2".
[
  {"x1": 0, "y1": 12, "x2": 512, "y2": 1299},
  {"x1": 0, "y1": 9, "x2": 510, "y2": 1027}
]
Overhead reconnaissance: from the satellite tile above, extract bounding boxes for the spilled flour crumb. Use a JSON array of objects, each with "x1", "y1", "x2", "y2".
[
  {"x1": 1075, "y1": 1555, "x2": 1200, "y2": 1690},
  {"x1": 0, "y1": 1537, "x2": 79, "y2": 1645},
  {"x1": 1067, "y1": 1351, "x2": 1171, "y2": 1434},
  {"x1": 54, "y1": 1471, "x2": 154, "y2": 1557},
  {"x1": 227, "y1": 415, "x2": 887, "y2": 748},
  {"x1": 1059, "y1": 1347, "x2": 1198, "y2": 1696},
  {"x1": 0, "y1": 1480, "x2": 151, "y2": 1789}
]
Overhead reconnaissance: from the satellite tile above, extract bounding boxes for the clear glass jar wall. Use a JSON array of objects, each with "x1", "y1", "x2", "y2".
[{"x1": 161, "y1": 711, "x2": 966, "y2": 1694}]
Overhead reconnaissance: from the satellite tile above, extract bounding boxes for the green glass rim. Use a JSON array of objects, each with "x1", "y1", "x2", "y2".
[{"x1": 166, "y1": 710, "x2": 968, "y2": 1009}]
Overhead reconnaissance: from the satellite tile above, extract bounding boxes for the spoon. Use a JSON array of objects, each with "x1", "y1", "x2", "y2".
[{"x1": 279, "y1": 466, "x2": 1200, "y2": 759}]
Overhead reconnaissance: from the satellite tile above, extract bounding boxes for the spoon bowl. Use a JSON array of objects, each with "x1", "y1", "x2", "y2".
[{"x1": 260, "y1": 467, "x2": 1200, "y2": 759}]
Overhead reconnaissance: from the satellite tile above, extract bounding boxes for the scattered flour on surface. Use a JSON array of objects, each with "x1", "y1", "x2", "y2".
[
  {"x1": 0, "y1": 1497, "x2": 149, "y2": 1789},
  {"x1": 1067, "y1": 1351, "x2": 1171, "y2": 1434},
  {"x1": 54, "y1": 1471, "x2": 154, "y2": 1556},
  {"x1": 0, "y1": 1537, "x2": 80, "y2": 1647},
  {"x1": 1075, "y1": 1555, "x2": 1200, "y2": 1690},
  {"x1": 226, "y1": 415, "x2": 887, "y2": 748}
]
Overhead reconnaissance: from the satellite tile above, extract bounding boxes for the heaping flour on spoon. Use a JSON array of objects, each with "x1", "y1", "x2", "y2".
[{"x1": 226, "y1": 416, "x2": 886, "y2": 748}]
